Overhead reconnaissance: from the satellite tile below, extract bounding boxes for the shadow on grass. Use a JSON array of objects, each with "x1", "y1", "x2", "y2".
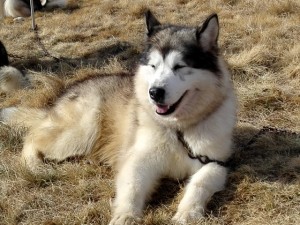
[
  {"x1": 231, "y1": 124, "x2": 299, "y2": 183},
  {"x1": 10, "y1": 41, "x2": 140, "y2": 75},
  {"x1": 207, "y1": 123, "x2": 300, "y2": 216}
]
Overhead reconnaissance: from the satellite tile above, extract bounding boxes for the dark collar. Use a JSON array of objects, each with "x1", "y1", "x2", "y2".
[{"x1": 176, "y1": 130, "x2": 227, "y2": 167}]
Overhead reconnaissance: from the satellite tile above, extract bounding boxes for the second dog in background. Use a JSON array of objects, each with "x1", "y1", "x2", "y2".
[
  {"x1": 0, "y1": 0, "x2": 67, "y2": 18},
  {"x1": 0, "y1": 41, "x2": 29, "y2": 94}
]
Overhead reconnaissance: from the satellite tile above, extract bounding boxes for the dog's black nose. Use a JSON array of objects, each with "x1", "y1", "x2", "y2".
[{"x1": 149, "y1": 87, "x2": 165, "y2": 103}]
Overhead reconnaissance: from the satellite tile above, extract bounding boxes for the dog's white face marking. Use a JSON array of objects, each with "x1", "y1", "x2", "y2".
[
  {"x1": 137, "y1": 49, "x2": 220, "y2": 121},
  {"x1": 147, "y1": 50, "x2": 187, "y2": 74},
  {"x1": 147, "y1": 49, "x2": 189, "y2": 101}
]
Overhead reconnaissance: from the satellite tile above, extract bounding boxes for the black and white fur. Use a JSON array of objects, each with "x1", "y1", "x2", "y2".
[
  {"x1": 0, "y1": 41, "x2": 28, "y2": 93},
  {"x1": 113, "y1": 11, "x2": 236, "y2": 224},
  {"x1": 0, "y1": 11, "x2": 236, "y2": 224},
  {"x1": 0, "y1": 0, "x2": 66, "y2": 18}
]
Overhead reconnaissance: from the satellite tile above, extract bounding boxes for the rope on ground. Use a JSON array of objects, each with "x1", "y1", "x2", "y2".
[
  {"x1": 30, "y1": 0, "x2": 61, "y2": 62},
  {"x1": 9, "y1": 1, "x2": 62, "y2": 62},
  {"x1": 33, "y1": 26, "x2": 61, "y2": 62},
  {"x1": 240, "y1": 124, "x2": 298, "y2": 150}
]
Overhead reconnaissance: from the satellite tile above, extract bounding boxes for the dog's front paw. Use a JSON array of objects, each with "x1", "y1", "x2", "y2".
[
  {"x1": 109, "y1": 213, "x2": 141, "y2": 225},
  {"x1": 172, "y1": 206, "x2": 205, "y2": 224}
]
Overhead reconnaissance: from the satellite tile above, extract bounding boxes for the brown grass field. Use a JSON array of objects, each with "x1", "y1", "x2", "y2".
[{"x1": 0, "y1": 0, "x2": 299, "y2": 224}]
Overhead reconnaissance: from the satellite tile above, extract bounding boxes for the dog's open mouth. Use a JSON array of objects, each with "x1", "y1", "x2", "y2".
[{"x1": 155, "y1": 91, "x2": 188, "y2": 116}]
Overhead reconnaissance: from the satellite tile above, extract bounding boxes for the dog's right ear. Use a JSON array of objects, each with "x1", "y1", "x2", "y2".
[
  {"x1": 145, "y1": 10, "x2": 161, "y2": 37},
  {"x1": 0, "y1": 41, "x2": 9, "y2": 67}
]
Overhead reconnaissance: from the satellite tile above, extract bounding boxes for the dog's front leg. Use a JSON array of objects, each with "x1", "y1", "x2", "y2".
[
  {"x1": 109, "y1": 150, "x2": 162, "y2": 225},
  {"x1": 173, "y1": 162, "x2": 228, "y2": 224}
]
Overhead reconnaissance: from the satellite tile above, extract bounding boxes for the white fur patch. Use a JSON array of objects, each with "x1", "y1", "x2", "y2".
[
  {"x1": 0, "y1": 66, "x2": 28, "y2": 93},
  {"x1": 0, "y1": 107, "x2": 17, "y2": 122},
  {"x1": 4, "y1": 0, "x2": 30, "y2": 17}
]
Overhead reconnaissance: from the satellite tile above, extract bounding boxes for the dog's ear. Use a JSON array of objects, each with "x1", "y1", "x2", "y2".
[
  {"x1": 196, "y1": 14, "x2": 219, "y2": 52},
  {"x1": 0, "y1": 41, "x2": 9, "y2": 67},
  {"x1": 145, "y1": 10, "x2": 161, "y2": 37}
]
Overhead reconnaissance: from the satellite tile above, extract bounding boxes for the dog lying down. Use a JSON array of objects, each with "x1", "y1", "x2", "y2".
[
  {"x1": 0, "y1": 0, "x2": 67, "y2": 18},
  {"x1": 0, "y1": 11, "x2": 236, "y2": 224}
]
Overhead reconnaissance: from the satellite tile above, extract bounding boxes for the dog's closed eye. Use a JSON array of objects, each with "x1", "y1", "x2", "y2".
[
  {"x1": 149, "y1": 64, "x2": 156, "y2": 69},
  {"x1": 173, "y1": 65, "x2": 186, "y2": 71}
]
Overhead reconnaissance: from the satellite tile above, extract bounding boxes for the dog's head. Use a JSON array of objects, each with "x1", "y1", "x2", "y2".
[{"x1": 135, "y1": 11, "x2": 232, "y2": 128}]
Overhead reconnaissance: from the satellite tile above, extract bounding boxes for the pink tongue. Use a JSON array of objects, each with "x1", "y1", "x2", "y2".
[{"x1": 156, "y1": 105, "x2": 170, "y2": 114}]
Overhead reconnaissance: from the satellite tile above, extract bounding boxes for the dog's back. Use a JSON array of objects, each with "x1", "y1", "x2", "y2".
[{"x1": 0, "y1": 73, "x2": 135, "y2": 169}]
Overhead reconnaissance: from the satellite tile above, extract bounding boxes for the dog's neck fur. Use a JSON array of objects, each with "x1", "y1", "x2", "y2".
[{"x1": 176, "y1": 89, "x2": 227, "y2": 130}]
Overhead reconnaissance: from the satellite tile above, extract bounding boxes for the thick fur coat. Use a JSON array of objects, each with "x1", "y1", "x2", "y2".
[
  {"x1": 0, "y1": 0, "x2": 66, "y2": 18},
  {"x1": 1, "y1": 11, "x2": 236, "y2": 224}
]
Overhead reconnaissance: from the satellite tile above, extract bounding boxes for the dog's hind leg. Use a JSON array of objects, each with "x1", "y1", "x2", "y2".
[
  {"x1": 21, "y1": 96, "x2": 101, "y2": 171},
  {"x1": 21, "y1": 113, "x2": 100, "y2": 171}
]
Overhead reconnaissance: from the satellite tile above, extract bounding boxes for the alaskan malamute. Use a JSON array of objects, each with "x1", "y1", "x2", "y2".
[{"x1": 1, "y1": 11, "x2": 236, "y2": 224}]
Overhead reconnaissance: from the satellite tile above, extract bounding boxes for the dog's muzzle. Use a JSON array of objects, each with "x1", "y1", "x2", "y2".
[{"x1": 149, "y1": 87, "x2": 165, "y2": 104}]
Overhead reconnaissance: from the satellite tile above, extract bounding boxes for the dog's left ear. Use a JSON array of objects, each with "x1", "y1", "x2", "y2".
[
  {"x1": 196, "y1": 14, "x2": 219, "y2": 52},
  {"x1": 145, "y1": 10, "x2": 161, "y2": 37}
]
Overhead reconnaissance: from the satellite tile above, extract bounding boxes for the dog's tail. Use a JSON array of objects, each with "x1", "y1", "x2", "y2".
[{"x1": 0, "y1": 106, "x2": 47, "y2": 128}]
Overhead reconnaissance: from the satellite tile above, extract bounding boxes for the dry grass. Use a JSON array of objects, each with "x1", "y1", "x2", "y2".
[{"x1": 0, "y1": 0, "x2": 299, "y2": 224}]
